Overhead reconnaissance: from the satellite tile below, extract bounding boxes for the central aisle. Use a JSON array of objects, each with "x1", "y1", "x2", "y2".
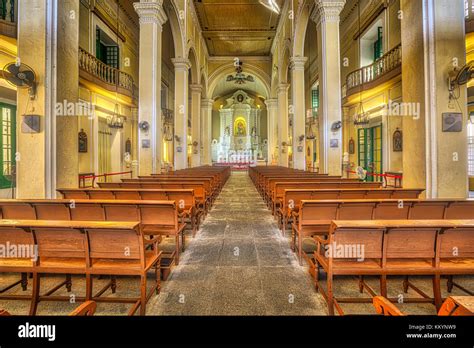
[{"x1": 149, "y1": 171, "x2": 327, "y2": 315}]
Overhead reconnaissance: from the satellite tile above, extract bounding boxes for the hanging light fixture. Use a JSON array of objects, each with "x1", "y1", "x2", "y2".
[
  {"x1": 108, "y1": 0, "x2": 124, "y2": 130},
  {"x1": 226, "y1": 60, "x2": 254, "y2": 84},
  {"x1": 305, "y1": 109, "x2": 314, "y2": 140},
  {"x1": 259, "y1": 0, "x2": 280, "y2": 14},
  {"x1": 108, "y1": 103, "x2": 124, "y2": 129},
  {"x1": 353, "y1": 0, "x2": 370, "y2": 127}
]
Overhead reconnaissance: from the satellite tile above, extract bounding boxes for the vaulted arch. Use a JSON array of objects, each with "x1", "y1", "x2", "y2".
[{"x1": 208, "y1": 63, "x2": 271, "y2": 99}]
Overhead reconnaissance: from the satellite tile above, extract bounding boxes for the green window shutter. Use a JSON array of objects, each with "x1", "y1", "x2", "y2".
[
  {"x1": 96, "y1": 28, "x2": 102, "y2": 60},
  {"x1": 8, "y1": 0, "x2": 13, "y2": 22},
  {"x1": 0, "y1": 0, "x2": 6, "y2": 20},
  {"x1": 312, "y1": 87, "x2": 319, "y2": 117},
  {"x1": 0, "y1": 103, "x2": 16, "y2": 189},
  {"x1": 106, "y1": 45, "x2": 119, "y2": 69},
  {"x1": 374, "y1": 27, "x2": 383, "y2": 60}
]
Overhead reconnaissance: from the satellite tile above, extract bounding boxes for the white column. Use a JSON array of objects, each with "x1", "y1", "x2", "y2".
[
  {"x1": 189, "y1": 84, "x2": 202, "y2": 167},
  {"x1": 313, "y1": 0, "x2": 345, "y2": 175},
  {"x1": 172, "y1": 58, "x2": 191, "y2": 170},
  {"x1": 277, "y1": 84, "x2": 290, "y2": 167},
  {"x1": 265, "y1": 98, "x2": 278, "y2": 164},
  {"x1": 201, "y1": 99, "x2": 214, "y2": 165},
  {"x1": 401, "y1": 0, "x2": 468, "y2": 198},
  {"x1": 16, "y1": 0, "x2": 57, "y2": 198},
  {"x1": 290, "y1": 56, "x2": 308, "y2": 170},
  {"x1": 134, "y1": 0, "x2": 167, "y2": 175}
]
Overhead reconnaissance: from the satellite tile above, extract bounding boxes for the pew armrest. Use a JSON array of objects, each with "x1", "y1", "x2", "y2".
[
  {"x1": 373, "y1": 296, "x2": 405, "y2": 316},
  {"x1": 69, "y1": 301, "x2": 97, "y2": 316}
]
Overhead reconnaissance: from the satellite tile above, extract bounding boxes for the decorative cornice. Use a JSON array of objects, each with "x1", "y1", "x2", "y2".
[
  {"x1": 290, "y1": 56, "x2": 308, "y2": 71},
  {"x1": 189, "y1": 84, "x2": 203, "y2": 93},
  {"x1": 277, "y1": 83, "x2": 290, "y2": 94},
  {"x1": 265, "y1": 98, "x2": 278, "y2": 109},
  {"x1": 312, "y1": 0, "x2": 346, "y2": 25},
  {"x1": 134, "y1": 0, "x2": 167, "y2": 26},
  {"x1": 201, "y1": 99, "x2": 215, "y2": 109},
  {"x1": 172, "y1": 58, "x2": 192, "y2": 71}
]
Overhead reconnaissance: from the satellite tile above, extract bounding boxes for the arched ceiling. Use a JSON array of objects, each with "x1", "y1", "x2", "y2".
[{"x1": 212, "y1": 75, "x2": 268, "y2": 100}]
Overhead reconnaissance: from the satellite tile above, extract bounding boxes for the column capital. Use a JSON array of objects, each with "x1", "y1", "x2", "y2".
[
  {"x1": 189, "y1": 84, "x2": 203, "y2": 93},
  {"x1": 311, "y1": 0, "x2": 345, "y2": 25},
  {"x1": 201, "y1": 99, "x2": 214, "y2": 109},
  {"x1": 277, "y1": 83, "x2": 290, "y2": 94},
  {"x1": 290, "y1": 56, "x2": 308, "y2": 71},
  {"x1": 134, "y1": 0, "x2": 168, "y2": 26},
  {"x1": 172, "y1": 58, "x2": 191, "y2": 72},
  {"x1": 265, "y1": 98, "x2": 278, "y2": 109}
]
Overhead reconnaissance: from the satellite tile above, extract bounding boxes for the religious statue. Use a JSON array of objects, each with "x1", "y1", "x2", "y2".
[
  {"x1": 224, "y1": 126, "x2": 230, "y2": 137},
  {"x1": 78, "y1": 129, "x2": 87, "y2": 153},
  {"x1": 393, "y1": 129, "x2": 402, "y2": 152},
  {"x1": 251, "y1": 126, "x2": 257, "y2": 137},
  {"x1": 236, "y1": 121, "x2": 246, "y2": 136}
]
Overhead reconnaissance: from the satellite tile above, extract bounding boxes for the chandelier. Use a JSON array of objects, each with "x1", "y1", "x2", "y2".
[
  {"x1": 107, "y1": 104, "x2": 124, "y2": 129},
  {"x1": 306, "y1": 112, "x2": 317, "y2": 140},
  {"x1": 353, "y1": 103, "x2": 370, "y2": 126},
  {"x1": 353, "y1": 0, "x2": 369, "y2": 127},
  {"x1": 108, "y1": 2, "x2": 123, "y2": 130},
  {"x1": 227, "y1": 61, "x2": 254, "y2": 84}
]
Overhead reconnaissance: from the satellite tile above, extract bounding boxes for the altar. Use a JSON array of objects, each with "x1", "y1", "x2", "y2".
[{"x1": 211, "y1": 90, "x2": 267, "y2": 165}]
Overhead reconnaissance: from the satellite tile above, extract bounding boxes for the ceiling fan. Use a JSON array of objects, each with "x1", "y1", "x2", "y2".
[
  {"x1": 259, "y1": 0, "x2": 280, "y2": 14},
  {"x1": 1, "y1": 62, "x2": 37, "y2": 99},
  {"x1": 448, "y1": 61, "x2": 474, "y2": 93}
]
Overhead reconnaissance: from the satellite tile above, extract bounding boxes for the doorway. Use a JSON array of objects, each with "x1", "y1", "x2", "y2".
[{"x1": 358, "y1": 125, "x2": 383, "y2": 182}]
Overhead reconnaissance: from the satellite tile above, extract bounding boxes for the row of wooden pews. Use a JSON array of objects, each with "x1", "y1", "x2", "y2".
[
  {"x1": 0, "y1": 165, "x2": 230, "y2": 315},
  {"x1": 250, "y1": 166, "x2": 474, "y2": 315}
]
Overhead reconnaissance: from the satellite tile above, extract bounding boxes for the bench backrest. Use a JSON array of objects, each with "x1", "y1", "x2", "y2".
[
  {"x1": 298, "y1": 199, "x2": 474, "y2": 232},
  {"x1": 0, "y1": 200, "x2": 179, "y2": 230},
  {"x1": 87, "y1": 228, "x2": 143, "y2": 261},
  {"x1": 284, "y1": 189, "x2": 423, "y2": 212},
  {"x1": 330, "y1": 228, "x2": 384, "y2": 260},
  {"x1": 438, "y1": 229, "x2": 474, "y2": 259},
  {"x1": 33, "y1": 227, "x2": 87, "y2": 259},
  {"x1": 0, "y1": 227, "x2": 35, "y2": 260}
]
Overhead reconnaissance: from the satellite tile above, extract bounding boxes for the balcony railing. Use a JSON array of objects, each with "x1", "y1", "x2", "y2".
[
  {"x1": 79, "y1": 47, "x2": 135, "y2": 98},
  {"x1": 345, "y1": 43, "x2": 402, "y2": 94},
  {"x1": 0, "y1": 0, "x2": 16, "y2": 38}
]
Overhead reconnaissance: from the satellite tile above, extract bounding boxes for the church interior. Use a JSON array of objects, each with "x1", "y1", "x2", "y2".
[{"x1": 0, "y1": 0, "x2": 473, "y2": 323}]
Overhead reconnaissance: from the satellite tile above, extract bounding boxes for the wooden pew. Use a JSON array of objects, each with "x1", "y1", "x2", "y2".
[
  {"x1": 0, "y1": 199, "x2": 186, "y2": 268},
  {"x1": 314, "y1": 219, "x2": 474, "y2": 315},
  {"x1": 0, "y1": 220, "x2": 160, "y2": 316},
  {"x1": 96, "y1": 182, "x2": 212, "y2": 214},
  {"x1": 291, "y1": 199, "x2": 474, "y2": 266},
  {"x1": 0, "y1": 300, "x2": 98, "y2": 316},
  {"x1": 264, "y1": 177, "x2": 366, "y2": 203},
  {"x1": 258, "y1": 174, "x2": 344, "y2": 197},
  {"x1": 277, "y1": 188, "x2": 424, "y2": 235},
  {"x1": 126, "y1": 177, "x2": 219, "y2": 207},
  {"x1": 56, "y1": 188, "x2": 202, "y2": 235},
  {"x1": 373, "y1": 296, "x2": 474, "y2": 316},
  {"x1": 270, "y1": 181, "x2": 382, "y2": 213}
]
